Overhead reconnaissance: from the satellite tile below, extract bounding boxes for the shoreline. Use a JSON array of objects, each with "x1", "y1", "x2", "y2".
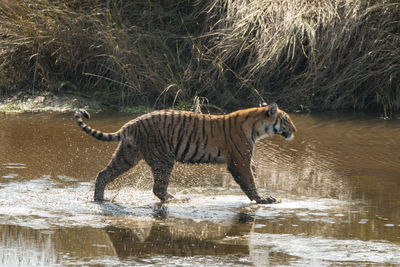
[
  {"x1": 1, "y1": 92, "x2": 398, "y2": 120},
  {"x1": 0, "y1": 92, "x2": 101, "y2": 113},
  {"x1": 0, "y1": 92, "x2": 153, "y2": 114}
]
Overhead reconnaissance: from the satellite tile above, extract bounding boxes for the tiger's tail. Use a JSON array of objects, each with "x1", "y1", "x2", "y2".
[{"x1": 74, "y1": 109, "x2": 121, "y2": 142}]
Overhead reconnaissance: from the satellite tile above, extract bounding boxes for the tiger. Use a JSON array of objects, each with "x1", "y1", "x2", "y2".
[{"x1": 74, "y1": 102, "x2": 296, "y2": 204}]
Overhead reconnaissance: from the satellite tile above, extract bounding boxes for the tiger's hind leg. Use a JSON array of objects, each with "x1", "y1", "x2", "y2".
[
  {"x1": 147, "y1": 158, "x2": 175, "y2": 203},
  {"x1": 94, "y1": 142, "x2": 140, "y2": 202}
]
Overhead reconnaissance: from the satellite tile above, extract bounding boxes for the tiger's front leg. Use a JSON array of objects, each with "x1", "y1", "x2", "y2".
[
  {"x1": 227, "y1": 160, "x2": 277, "y2": 204},
  {"x1": 147, "y1": 158, "x2": 175, "y2": 203}
]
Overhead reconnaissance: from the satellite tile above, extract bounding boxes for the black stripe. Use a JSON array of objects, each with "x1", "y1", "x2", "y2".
[
  {"x1": 234, "y1": 114, "x2": 239, "y2": 125},
  {"x1": 156, "y1": 135, "x2": 168, "y2": 155},
  {"x1": 148, "y1": 148, "x2": 164, "y2": 163},
  {"x1": 156, "y1": 113, "x2": 161, "y2": 130},
  {"x1": 202, "y1": 135, "x2": 208, "y2": 157},
  {"x1": 120, "y1": 146, "x2": 132, "y2": 167},
  {"x1": 166, "y1": 120, "x2": 173, "y2": 151},
  {"x1": 170, "y1": 111, "x2": 178, "y2": 147},
  {"x1": 98, "y1": 132, "x2": 103, "y2": 139},
  {"x1": 232, "y1": 141, "x2": 244, "y2": 158},
  {"x1": 122, "y1": 155, "x2": 132, "y2": 167},
  {"x1": 172, "y1": 111, "x2": 176, "y2": 126},
  {"x1": 222, "y1": 117, "x2": 227, "y2": 140},
  {"x1": 210, "y1": 119, "x2": 214, "y2": 138},
  {"x1": 272, "y1": 120, "x2": 278, "y2": 134},
  {"x1": 163, "y1": 111, "x2": 167, "y2": 130},
  {"x1": 154, "y1": 139, "x2": 167, "y2": 155},
  {"x1": 251, "y1": 120, "x2": 258, "y2": 132},
  {"x1": 181, "y1": 133, "x2": 193, "y2": 161},
  {"x1": 143, "y1": 138, "x2": 153, "y2": 159},
  {"x1": 133, "y1": 125, "x2": 138, "y2": 141},
  {"x1": 202, "y1": 116, "x2": 206, "y2": 138},
  {"x1": 166, "y1": 116, "x2": 171, "y2": 136},
  {"x1": 192, "y1": 116, "x2": 199, "y2": 141},
  {"x1": 225, "y1": 118, "x2": 245, "y2": 159},
  {"x1": 144, "y1": 118, "x2": 152, "y2": 130},
  {"x1": 156, "y1": 124, "x2": 168, "y2": 155},
  {"x1": 181, "y1": 116, "x2": 198, "y2": 161},
  {"x1": 197, "y1": 153, "x2": 206, "y2": 163},
  {"x1": 188, "y1": 139, "x2": 200, "y2": 163},
  {"x1": 250, "y1": 121, "x2": 258, "y2": 142},
  {"x1": 139, "y1": 120, "x2": 149, "y2": 135},
  {"x1": 174, "y1": 114, "x2": 186, "y2": 156},
  {"x1": 240, "y1": 123, "x2": 245, "y2": 139}
]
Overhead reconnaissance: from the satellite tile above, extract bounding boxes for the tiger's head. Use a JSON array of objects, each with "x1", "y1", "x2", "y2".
[
  {"x1": 248, "y1": 103, "x2": 297, "y2": 142},
  {"x1": 266, "y1": 103, "x2": 296, "y2": 140}
]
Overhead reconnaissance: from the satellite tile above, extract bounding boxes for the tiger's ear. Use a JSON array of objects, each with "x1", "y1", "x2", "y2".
[
  {"x1": 259, "y1": 102, "x2": 268, "y2": 107},
  {"x1": 267, "y1": 103, "x2": 278, "y2": 117}
]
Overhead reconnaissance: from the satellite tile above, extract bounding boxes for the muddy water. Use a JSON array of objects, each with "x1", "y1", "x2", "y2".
[{"x1": 0, "y1": 111, "x2": 400, "y2": 266}]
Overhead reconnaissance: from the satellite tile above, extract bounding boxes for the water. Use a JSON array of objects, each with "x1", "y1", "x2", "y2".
[{"x1": 0, "y1": 111, "x2": 400, "y2": 266}]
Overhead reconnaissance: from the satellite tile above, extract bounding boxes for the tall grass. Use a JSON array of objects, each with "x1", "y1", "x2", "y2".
[
  {"x1": 0, "y1": 0, "x2": 399, "y2": 112},
  {"x1": 0, "y1": 0, "x2": 201, "y2": 107},
  {"x1": 201, "y1": 0, "x2": 400, "y2": 112}
]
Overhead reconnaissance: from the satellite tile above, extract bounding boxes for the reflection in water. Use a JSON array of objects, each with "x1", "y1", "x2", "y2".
[
  {"x1": 0, "y1": 225, "x2": 55, "y2": 266},
  {"x1": 0, "y1": 112, "x2": 400, "y2": 265},
  {"x1": 0, "y1": 224, "x2": 119, "y2": 266},
  {"x1": 104, "y1": 217, "x2": 249, "y2": 258},
  {"x1": 249, "y1": 232, "x2": 400, "y2": 266}
]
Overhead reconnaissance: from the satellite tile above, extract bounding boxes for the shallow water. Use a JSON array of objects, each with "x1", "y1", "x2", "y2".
[{"x1": 0, "y1": 111, "x2": 400, "y2": 266}]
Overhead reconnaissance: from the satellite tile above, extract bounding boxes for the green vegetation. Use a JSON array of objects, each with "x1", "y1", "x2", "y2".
[{"x1": 0, "y1": 0, "x2": 399, "y2": 113}]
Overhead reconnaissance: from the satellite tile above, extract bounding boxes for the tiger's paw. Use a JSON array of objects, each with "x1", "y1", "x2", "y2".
[
  {"x1": 94, "y1": 193, "x2": 105, "y2": 202},
  {"x1": 163, "y1": 197, "x2": 190, "y2": 204},
  {"x1": 256, "y1": 196, "x2": 280, "y2": 204}
]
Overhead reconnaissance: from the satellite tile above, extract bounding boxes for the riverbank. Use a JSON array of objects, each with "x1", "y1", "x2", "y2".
[
  {"x1": 0, "y1": 92, "x2": 95, "y2": 113},
  {"x1": 0, "y1": 0, "x2": 399, "y2": 113},
  {"x1": 0, "y1": 92, "x2": 158, "y2": 114}
]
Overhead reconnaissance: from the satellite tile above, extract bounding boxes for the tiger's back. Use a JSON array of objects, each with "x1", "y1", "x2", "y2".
[
  {"x1": 134, "y1": 110, "x2": 234, "y2": 165},
  {"x1": 75, "y1": 103, "x2": 296, "y2": 204}
]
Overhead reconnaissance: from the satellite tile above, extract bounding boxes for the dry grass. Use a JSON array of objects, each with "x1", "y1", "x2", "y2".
[
  {"x1": 201, "y1": 0, "x2": 400, "y2": 113},
  {"x1": 0, "y1": 0, "x2": 201, "y2": 107},
  {"x1": 0, "y1": 0, "x2": 399, "y2": 113}
]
